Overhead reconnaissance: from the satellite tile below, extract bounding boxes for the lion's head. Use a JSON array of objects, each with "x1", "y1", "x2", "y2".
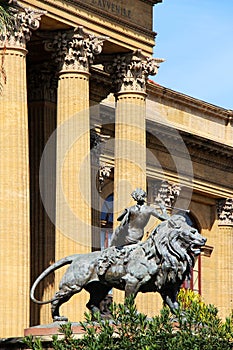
[{"x1": 150, "y1": 215, "x2": 206, "y2": 286}]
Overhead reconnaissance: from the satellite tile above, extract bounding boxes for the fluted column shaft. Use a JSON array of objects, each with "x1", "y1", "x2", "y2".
[
  {"x1": 49, "y1": 28, "x2": 106, "y2": 321},
  {"x1": 105, "y1": 52, "x2": 163, "y2": 223},
  {"x1": 114, "y1": 91, "x2": 147, "y2": 215},
  {"x1": 56, "y1": 70, "x2": 91, "y2": 255},
  {"x1": 0, "y1": 46, "x2": 29, "y2": 338},
  {"x1": 0, "y1": 4, "x2": 44, "y2": 337}
]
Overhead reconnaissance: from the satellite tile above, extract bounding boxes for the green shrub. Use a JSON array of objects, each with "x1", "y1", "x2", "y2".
[{"x1": 24, "y1": 290, "x2": 233, "y2": 350}]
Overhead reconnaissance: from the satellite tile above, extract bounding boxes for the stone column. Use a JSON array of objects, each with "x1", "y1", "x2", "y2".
[
  {"x1": 105, "y1": 51, "x2": 163, "y2": 223},
  {"x1": 27, "y1": 63, "x2": 57, "y2": 326},
  {"x1": 104, "y1": 51, "x2": 163, "y2": 312},
  {"x1": 0, "y1": 4, "x2": 44, "y2": 337},
  {"x1": 216, "y1": 198, "x2": 233, "y2": 317},
  {"x1": 48, "y1": 28, "x2": 106, "y2": 320}
]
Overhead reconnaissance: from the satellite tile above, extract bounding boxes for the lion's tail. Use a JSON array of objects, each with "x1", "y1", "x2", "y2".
[{"x1": 30, "y1": 254, "x2": 79, "y2": 305}]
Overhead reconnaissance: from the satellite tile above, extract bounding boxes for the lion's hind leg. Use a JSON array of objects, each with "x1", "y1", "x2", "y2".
[{"x1": 51, "y1": 285, "x2": 81, "y2": 322}]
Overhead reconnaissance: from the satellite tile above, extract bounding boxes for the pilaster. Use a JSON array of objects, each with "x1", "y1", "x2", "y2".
[
  {"x1": 0, "y1": 3, "x2": 44, "y2": 337},
  {"x1": 216, "y1": 198, "x2": 233, "y2": 317}
]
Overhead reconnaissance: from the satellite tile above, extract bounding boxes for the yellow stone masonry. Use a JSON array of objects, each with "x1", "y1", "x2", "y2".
[
  {"x1": 55, "y1": 71, "x2": 92, "y2": 321},
  {"x1": 0, "y1": 47, "x2": 30, "y2": 337}
]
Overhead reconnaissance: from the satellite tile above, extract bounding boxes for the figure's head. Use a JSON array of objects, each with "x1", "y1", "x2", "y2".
[{"x1": 131, "y1": 188, "x2": 147, "y2": 203}]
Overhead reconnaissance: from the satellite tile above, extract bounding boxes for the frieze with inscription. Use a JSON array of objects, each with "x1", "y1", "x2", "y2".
[
  {"x1": 75, "y1": 0, "x2": 153, "y2": 31},
  {"x1": 91, "y1": 0, "x2": 131, "y2": 19}
]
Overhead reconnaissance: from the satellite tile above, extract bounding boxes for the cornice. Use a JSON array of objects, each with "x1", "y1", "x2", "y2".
[
  {"x1": 146, "y1": 120, "x2": 233, "y2": 172},
  {"x1": 140, "y1": 0, "x2": 163, "y2": 4},
  {"x1": 147, "y1": 81, "x2": 231, "y2": 122}
]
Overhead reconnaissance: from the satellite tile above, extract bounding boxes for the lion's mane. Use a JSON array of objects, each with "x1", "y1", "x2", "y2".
[{"x1": 140, "y1": 215, "x2": 195, "y2": 288}]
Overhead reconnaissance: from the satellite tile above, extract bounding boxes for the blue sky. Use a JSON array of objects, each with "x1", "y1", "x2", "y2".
[{"x1": 152, "y1": 0, "x2": 233, "y2": 109}]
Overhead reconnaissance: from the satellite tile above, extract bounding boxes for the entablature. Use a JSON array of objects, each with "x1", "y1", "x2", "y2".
[
  {"x1": 20, "y1": 0, "x2": 159, "y2": 56},
  {"x1": 147, "y1": 81, "x2": 230, "y2": 121},
  {"x1": 147, "y1": 120, "x2": 233, "y2": 171},
  {"x1": 147, "y1": 81, "x2": 233, "y2": 147}
]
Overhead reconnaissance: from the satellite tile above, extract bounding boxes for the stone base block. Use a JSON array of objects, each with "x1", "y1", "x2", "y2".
[{"x1": 24, "y1": 322, "x2": 85, "y2": 339}]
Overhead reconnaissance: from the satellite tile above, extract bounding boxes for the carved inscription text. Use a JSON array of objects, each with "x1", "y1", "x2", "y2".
[{"x1": 91, "y1": 0, "x2": 131, "y2": 19}]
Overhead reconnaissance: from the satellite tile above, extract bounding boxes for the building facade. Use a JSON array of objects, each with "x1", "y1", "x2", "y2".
[{"x1": 0, "y1": 0, "x2": 232, "y2": 338}]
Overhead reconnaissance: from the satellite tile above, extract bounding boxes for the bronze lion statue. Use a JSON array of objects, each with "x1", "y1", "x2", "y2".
[{"x1": 30, "y1": 215, "x2": 206, "y2": 321}]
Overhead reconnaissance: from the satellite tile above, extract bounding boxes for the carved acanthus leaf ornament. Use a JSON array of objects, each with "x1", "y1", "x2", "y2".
[
  {"x1": 103, "y1": 50, "x2": 164, "y2": 93},
  {"x1": 217, "y1": 198, "x2": 233, "y2": 226},
  {"x1": 46, "y1": 27, "x2": 108, "y2": 72},
  {"x1": 0, "y1": 1, "x2": 45, "y2": 48},
  {"x1": 153, "y1": 180, "x2": 181, "y2": 208}
]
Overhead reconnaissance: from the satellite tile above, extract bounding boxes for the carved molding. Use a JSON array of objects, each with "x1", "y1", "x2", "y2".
[
  {"x1": 90, "y1": 125, "x2": 110, "y2": 163},
  {"x1": 98, "y1": 164, "x2": 112, "y2": 191},
  {"x1": 153, "y1": 180, "x2": 181, "y2": 208},
  {"x1": 27, "y1": 62, "x2": 58, "y2": 103},
  {"x1": 0, "y1": 1, "x2": 45, "y2": 48},
  {"x1": 103, "y1": 50, "x2": 164, "y2": 94},
  {"x1": 147, "y1": 81, "x2": 231, "y2": 121},
  {"x1": 90, "y1": 125, "x2": 112, "y2": 192},
  {"x1": 217, "y1": 198, "x2": 233, "y2": 226},
  {"x1": 45, "y1": 27, "x2": 107, "y2": 73},
  {"x1": 90, "y1": 67, "x2": 112, "y2": 103}
]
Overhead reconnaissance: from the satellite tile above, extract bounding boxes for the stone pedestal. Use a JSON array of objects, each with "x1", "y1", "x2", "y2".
[{"x1": 24, "y1": 322, "x2": 86, "y2": 337}]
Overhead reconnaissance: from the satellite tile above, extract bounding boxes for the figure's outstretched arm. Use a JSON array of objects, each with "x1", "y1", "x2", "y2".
[{"x1": 151, "y1": 204, "x2": 170, "y2": 221}]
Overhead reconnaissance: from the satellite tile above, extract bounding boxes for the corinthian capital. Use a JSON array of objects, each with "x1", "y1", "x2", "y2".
[
  {"x1": 153, "y1": 181, "x2": 181, "y2": 208},
  {"x1": 103, "y1": 50, "x2": 164, "y2": 94},
  {"x1": 217, "y1": 198, "x2": 233, "y2": 226},
  {"x1": 0, "y1": 1, "x2": 46, "y2": 48},
  {"x1": 45, "y1": 27, "x2": 107, "y2": 73}
]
